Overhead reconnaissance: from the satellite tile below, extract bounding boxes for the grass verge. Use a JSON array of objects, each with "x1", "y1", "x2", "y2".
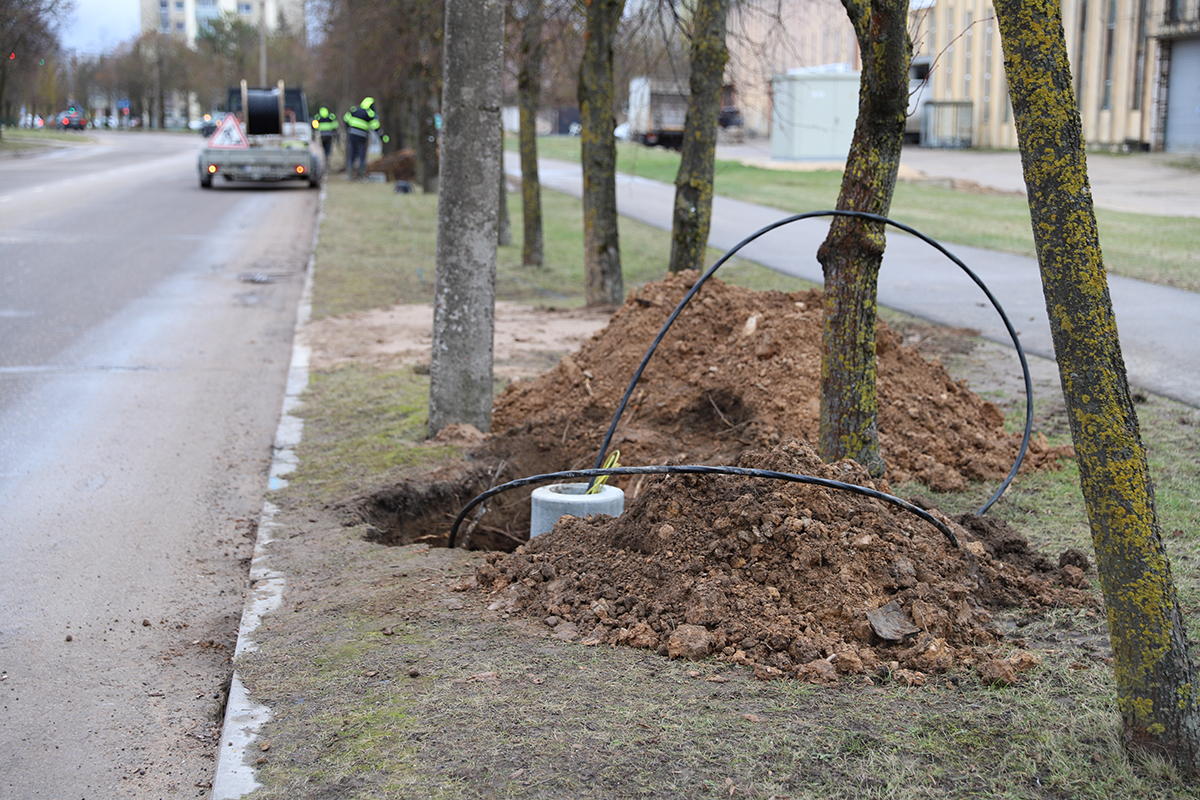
[
  {"x1": 243, "y1": 179, "x2": 1200, "y2": 799},
  {"x1": 0, "y1": 128, "x2": 93, "y2": 155},
  {"x1": 310, "y1": 179, "x2": 806, "y2": 322}
]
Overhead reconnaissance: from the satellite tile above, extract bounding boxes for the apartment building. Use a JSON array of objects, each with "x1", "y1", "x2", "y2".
[
  {"x1": 728, "y1": 0, "x2": 1199, "y2": 152},
  {"x1": 140, "y1": 0, "x2": 305, "y2": 45},
  {"x1": 910, "y1": 0, "x2": 1200, "y2": 151}
]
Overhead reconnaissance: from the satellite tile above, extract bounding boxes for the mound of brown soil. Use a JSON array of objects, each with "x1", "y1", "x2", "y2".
[
  {"x1": 490, "y1": 272, "x2": 1070, "y2": 493},
  {"x1": 366, "y1": 148, "x2": 415, "y2": 181},
  {"x1": 475, "y1": 439, "x2": 1096, "y2": 684},
  {"x1": 461, "y1": 274, "x2": 1090, "y2": 684}
]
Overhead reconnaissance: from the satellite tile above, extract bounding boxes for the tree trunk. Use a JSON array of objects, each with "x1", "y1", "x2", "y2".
[
  {"x1": 994, "y1": 0, "x2": 1200, "y2": 774},
  {"x1": 816, "y1": 0, "x2": 910, "y2": 477},
  {"x1": 498, "y1": 119, "x2": 512, "y2": 247},
  {"x1": 419, "y1": 83, "x2": 440, "y2": 194},
  {"x1": 578, "y1": 0, "x2": 625, "y2": 306},
  {"x1": 518, "y1": 0, "x2": 545, "y2": 267},
  {"x1": 428, "y1": 0, "x2": 505, "y2": 437},
  {"x1": 668, "y1": 0, "x2": 729, "y2": 274}
]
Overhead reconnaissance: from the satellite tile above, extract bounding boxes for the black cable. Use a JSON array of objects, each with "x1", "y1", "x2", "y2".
[
  {"x1": 447, "y1": 465, "x2": 959, "y2": 549},
  {"x1": 587, "y1": 210, "x2": 1033, "y2": 517}
]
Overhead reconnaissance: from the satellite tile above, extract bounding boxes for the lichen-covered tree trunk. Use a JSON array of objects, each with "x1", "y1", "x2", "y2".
[
  {"x1": 428, "y1": 0, "x2": 504, "y2": 436},
  {"x1": 994, "y1": 0, "x2": 1200, "y2": 774},
  {"x1": 579, "y1": 0, "x2": 625, "y2": 306},
  {"x1": 816, "y1": 0, "x2": 910, "y2": 476},
  {"x1": 518, "y1": 0, "x2": 545, "y2": 267},
  {"x1": 667, "y1": 0, "x2": 730, "y2": 274}
]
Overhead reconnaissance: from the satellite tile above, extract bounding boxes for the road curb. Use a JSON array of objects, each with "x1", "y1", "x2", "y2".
[{"x1": 210, "y1": 184, "x2": 324, "y2": 799}]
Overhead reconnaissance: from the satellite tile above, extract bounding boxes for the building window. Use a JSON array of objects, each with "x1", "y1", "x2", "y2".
[
  {"x1": 1075, "y1": 0, "x2": 1088, "y2": 101},
  {"x1": 1101, "y1": 0, "x2": 1117, "y2": 109},
  {"x1": 175, "y1": 21, "x2": 185, "y2": 33},
  {"x1": 983, "y1": 25, "x2": 993, "y2": 123},
  {"x1": 175, "y1": 1, "x2": 183, "y2": 9},
  {"x1": 963, "y1": 9, "x2": 973, "y2": 97},
  {"x1": 238, "y1": 2, "x2": 252, "y2": 13},
  {"x1": 1133, "y1": 0, "x2": 1148, "y2": 110}
]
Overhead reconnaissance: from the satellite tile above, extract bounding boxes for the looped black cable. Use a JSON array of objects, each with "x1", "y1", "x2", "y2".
[
  {"x1": 447, "y1": 465, "x2": 959, "y2": 549},
  {"x1": 587, "y1": 210, "x2": 1033, "y2": 516}
]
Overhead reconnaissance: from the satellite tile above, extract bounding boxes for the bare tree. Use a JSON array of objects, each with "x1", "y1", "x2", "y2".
[
  {"x1": 498, "y1": 118, "x2": 512, "y2": 246},
  {"x1": 517, "y1": 0, "x2": 545, "y2": 266},
  {"x1": 993, "y1": 0, "x2": 1200, "y2": 774},
  {"x1": 428, "y1": 0, "x2": 505, "y2": 436},
  {"x1": 816, "y1": 0, "x2": 910, "y2": 476},
  {"x1": 0, "y1": 0, "x2": 69, "y2": 139},
  {"x1": 579, "y1": 0, "x2": 626, "y2": 306},
  {"x1": 311, "y1": 0, "x2": 443, "y2": 181},
  {"x1": 667, "y1": 0, "x2": 730, "y2": 274}
]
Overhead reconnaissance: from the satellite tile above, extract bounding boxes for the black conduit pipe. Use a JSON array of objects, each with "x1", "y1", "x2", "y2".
[
  {"x1": 586, "y1": 210, "x2": 1033, "y2": 517},
  {"x1": 447, "y1": 465, "x2": 959, "y2": 549}
]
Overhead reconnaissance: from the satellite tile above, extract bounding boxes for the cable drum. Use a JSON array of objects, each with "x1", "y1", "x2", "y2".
[{"x1": 244, "y1": 89, "x2": 282, "y2": 135}]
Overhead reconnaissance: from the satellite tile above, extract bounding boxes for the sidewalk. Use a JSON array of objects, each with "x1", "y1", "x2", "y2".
[{"x1": 505, "y1": 149, "x2": 1200, "y2": 408}]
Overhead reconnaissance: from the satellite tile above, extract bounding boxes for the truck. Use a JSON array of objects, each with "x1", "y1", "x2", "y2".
[
  {"x1": 198, "y1": 81, "x2": 323, "y2": 189},
  {"x1": 627, "y1": 76, "x2": 689, "y2": 149}
]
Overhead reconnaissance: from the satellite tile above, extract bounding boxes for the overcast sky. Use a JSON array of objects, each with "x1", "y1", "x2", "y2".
[{"x1": 60, "y1": 0, "x2": 142, "y2": 55}]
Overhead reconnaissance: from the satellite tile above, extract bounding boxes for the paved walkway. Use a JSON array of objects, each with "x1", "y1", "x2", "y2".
[{"x1": 504, "y1": 150, "x2": 1200, "y2": 408}]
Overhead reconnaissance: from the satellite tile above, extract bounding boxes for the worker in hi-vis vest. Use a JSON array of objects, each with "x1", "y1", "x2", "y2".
[
  {"x1": 313, "y1": 106, "x2": 338, "y2": 163},
  {"x1": 343, "y1": 97, "x2": 384, "y2": 180}
]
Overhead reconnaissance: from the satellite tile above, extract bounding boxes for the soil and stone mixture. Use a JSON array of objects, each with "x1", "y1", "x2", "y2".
[
  {"x1": 361, "y1": 272, "x2": 1088, "y2": 685},
  {"x1": 475, "y1": 438, "x2": 1095, "y2": 686}
]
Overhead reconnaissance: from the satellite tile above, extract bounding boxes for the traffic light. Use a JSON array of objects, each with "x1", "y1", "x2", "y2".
[{"x1": 8, "y1": 53, "x2": 14, "y2": 60}]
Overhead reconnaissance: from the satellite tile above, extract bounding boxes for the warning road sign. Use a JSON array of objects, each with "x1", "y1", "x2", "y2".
[{"x1": 207, "y1": 113, "x2": 249, "y2": 149}]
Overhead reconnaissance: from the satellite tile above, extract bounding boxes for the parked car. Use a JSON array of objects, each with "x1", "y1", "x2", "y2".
[
  {"x1": 18, "y1": 113, "x2": 45, "y2": 129},
  {"x1": 198, "y1": 113, "x2": 221, "y2": 137},
  {"x1": 56, "y1": 109, "x2": 87, "y2": 130}
]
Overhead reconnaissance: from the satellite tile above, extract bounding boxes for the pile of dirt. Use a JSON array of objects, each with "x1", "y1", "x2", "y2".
[
  {"x1": 366, "y1": 148, "x2": 415, "y2": 181},
  {"x1": 475, "y1": 438, "x2": 1097, "y2": 685},
  {"x1": 489, "y1": 271, "x2": 1071, "y2": 494},
  {"x1": 358, "y1": 273, "x2": 1074, "y2": 553},
  {"x1": 456, "y1": 273, "x2": 1090, "y2": 684}
]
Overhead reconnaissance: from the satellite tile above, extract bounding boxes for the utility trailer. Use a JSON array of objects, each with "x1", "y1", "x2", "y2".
[{"x1": 198, "y1": 81, "x2": 323, "y2": 189}]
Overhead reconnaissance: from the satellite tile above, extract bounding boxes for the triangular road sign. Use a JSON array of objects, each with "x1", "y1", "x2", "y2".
[{"x1": 207, "y1": 113, "x2": 249, "y2": 149}]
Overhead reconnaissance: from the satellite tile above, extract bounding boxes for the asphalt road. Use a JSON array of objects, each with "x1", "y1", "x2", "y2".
[
  {"x1": 0, "y1": 131, "x2": 317, "y2": 797},
  {"x1": 505, "y1": 151, "x2": 1200, "y2": 408}
]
